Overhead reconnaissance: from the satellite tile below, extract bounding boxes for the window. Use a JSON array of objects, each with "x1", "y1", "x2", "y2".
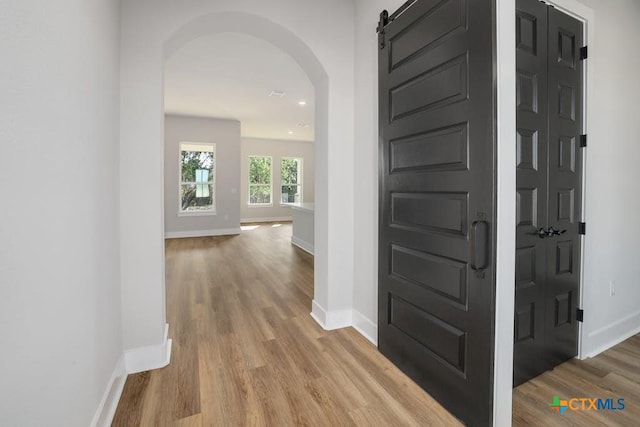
[
  {"x1": 248, "y1": 156, "x2": 272, "y2": 205},
  {"x1": 179, "y1": 142, "x2": 215, "y2": 214},
  {"x1": 281, "y1": 157, "x2": 302, "y2": 204}
]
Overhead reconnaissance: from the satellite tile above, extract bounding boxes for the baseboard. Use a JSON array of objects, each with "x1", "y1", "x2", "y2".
[
  {"x1": 291, "y1": 236, "x2": 314, "y2": 255},
  {"x1": 125, "y1": 323, "x2": 172, "y2": 374},
  {"x1": 582, "y1": 309, "x2": 640, "y2": 358},
  {"x1": 90, "y1": 355, "x2": 127, "y2": 427},
  {"x1": 352, "y1": 310, "x2": 377, "y2": 346},
  {"x1": 241, "y1": 216, "x2": 292, "y2": 224},
  {"x1": 310, "y1": 300, "x2": 352, "y2": 330},
  {"x1": 164, "y1": 228, "x2": 240, "y2": 239}
]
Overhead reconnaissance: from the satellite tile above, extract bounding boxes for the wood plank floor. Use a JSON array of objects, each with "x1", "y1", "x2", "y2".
[
  {"x1": 513, "y1": 334, "x2": 640, "y2": 426},
  {"x1": 113, "y1": 222, "x2": 640, "y2": 426},
  {"x1": 113, "y1": 223, "x2": 460, "y2": 426}
]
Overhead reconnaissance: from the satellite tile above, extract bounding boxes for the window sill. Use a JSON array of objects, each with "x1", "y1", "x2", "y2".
[
  {"x1": 247, "y1": 204, "x2": 273, "y2": 208},
  {"x1": 178, "y1": 210, "x2": 217, "y2": 217}
]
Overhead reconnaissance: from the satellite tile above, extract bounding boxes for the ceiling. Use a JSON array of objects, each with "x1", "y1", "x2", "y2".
[{"x1": 164, "y1": 32, "x2": 315, "y2": 142}]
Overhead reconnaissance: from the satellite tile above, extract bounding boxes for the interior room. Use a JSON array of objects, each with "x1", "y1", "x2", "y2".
[{"x1": 2, "y1": 0, "x2": 640, "y2": 426}]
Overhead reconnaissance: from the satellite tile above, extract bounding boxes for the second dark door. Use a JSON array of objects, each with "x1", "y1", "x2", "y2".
[{"x1": 514, "y1": 0, "x2": 584, "y2": 386}]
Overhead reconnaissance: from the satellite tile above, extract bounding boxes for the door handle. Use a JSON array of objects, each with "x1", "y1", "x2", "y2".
[
  {"x1": 471, "y1": 220, "x2": 489, "y2": 275},
  {"x1": 533, "y1": 227, "x2": 548, "y2": 239},
  {"x1": 546, "y1": 226, "x2": 567, "y2": 237}
]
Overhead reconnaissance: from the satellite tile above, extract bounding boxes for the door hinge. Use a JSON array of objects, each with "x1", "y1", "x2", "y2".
[
  {"x1": 377, "y1": 10, "x2": 389, "y2": 49},
  {"x1": 577, "y1": 308, "x2": 584, "y2": 322},
  {"x1": 580, "y1": 46, "x2": 588, "y2": 60},
  {"x1": 579, "y1": 222, "x2": 586, "y2": 235},
  {"x1": 580, "y1": 134, "x2": 587, "y2": 147}
]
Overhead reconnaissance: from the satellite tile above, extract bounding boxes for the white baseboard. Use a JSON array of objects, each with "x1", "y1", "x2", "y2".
[
  {"x1": 310, "y1": 300, "x2": 352, "y2": 330},
  {"x1": 291, "y1": 236, "x2": 314, "y2": 255},
  {"x1": 164, "y1": 228, "x2": 240, "y2": 239},
  {"x1": 125, "y1": 323, "x2": 172, "y2": 374},
  {"x1": 582, "y1": 309, "x2": 640, "y2": 358},
  {"x1": 352, "y1": 310, "x2": 378, "y2": 346},
  {"x1": 241, "y1": 216, "x2": 292, "y2": 223},
  {"x1": 90, "y1": 355, "x2": 127, "y2": 427}
]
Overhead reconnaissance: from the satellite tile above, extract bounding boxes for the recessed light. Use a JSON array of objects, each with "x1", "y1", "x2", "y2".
[
  {"x1": 288, "y1": 131, "x2": 294, "y2": 135},
  {"x1": 298, "y1": 100, "x2": 307, "y2": 106},
  {"x1": 269, "y1": 90, "x2": 286, "y2": 98}
]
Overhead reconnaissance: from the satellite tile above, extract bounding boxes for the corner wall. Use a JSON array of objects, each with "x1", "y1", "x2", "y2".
[
  {"x1": 0, "y1": 0, "x2": 124, "y2": 425},
  {"x1": 164, "y1": 115, "x2": 241, "y2": 237}
]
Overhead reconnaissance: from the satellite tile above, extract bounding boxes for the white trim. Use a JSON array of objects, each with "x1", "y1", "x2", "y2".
[
  {"x1": 178, "y1": 141, "x2": 217, "y2": 214},
  {"x1": 177, "y1": 210, "x2": 216, "y2": 217},
  {"x1": 164, "y1": 228, "x2": 241, "y2": 239},
  {"x1": 247, "y1": 203, "x2": 274, "y2": 208},
  {"x1": 248, "y1": 155, "x2": 273, "y2": 206},
  {"x1": 352, "y1": 309, "x2": 377, "y2": 346},
  {"x1": 494, "y1": 0, "x2": 516, "y2": 425},
  {"x1": 90, "y1": 356, "x2": 127, "y2": 427},
  {"x1": 291, "y1": 236, "x2": 314, "y2": 255},
  {"x1": 240, "y1": 216, "x2": 292, "y2": 223},
  {"x1": 310, "y1": 304, "x2": 377, "y2": 345},
  {"x1": 310, "y1": 300, "x2": 352, "y2": 330},
  {"x1": 582, "y1": 310, "x2": 640, "y2": 359},
  {"x1": 125, "y1": 323, "x2": 172, "y2": 374},
  {"x1": 280, "y1": 156, "x2": 303, "y2": 204}
]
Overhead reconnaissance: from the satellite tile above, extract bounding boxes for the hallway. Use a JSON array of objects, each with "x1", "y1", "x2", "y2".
[
  {"x1": 112, "y1": 223, "x2": 459, "y2": 426},
  {"x1": 113, "y1": 222, "x2": 640, "y2": 426}
]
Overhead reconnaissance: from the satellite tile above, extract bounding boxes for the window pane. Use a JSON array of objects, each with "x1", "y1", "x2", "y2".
[
  {"x1": 181, "y1": 184, "x2": 214, "y2": 211},
  {"x1": 281, "y1": 158, "x2": 299, "y2": 185},
  {"x1": 250, "y1": 185, "x2": 271, "y2": 204},
  {"x1": 249, "y1": 156, "x2": 271, "y2": 184},
  {"x1": 281, "y1": 185, "x2": 300, "y2": 203},
  {"x1": 182, "y1": 150, "x2": 214, "y2": 182}
]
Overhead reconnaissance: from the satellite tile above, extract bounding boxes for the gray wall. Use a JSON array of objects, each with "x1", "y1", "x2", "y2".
[
  {"x1": 241, "y1": 137, "x2": 315, "y2": 222},
  {"x1": 0, "y1": 0, "x2": 123, "y2": 425},
  {"x1": 164, "y1": 115, "x2": 241, "y2": 236}
]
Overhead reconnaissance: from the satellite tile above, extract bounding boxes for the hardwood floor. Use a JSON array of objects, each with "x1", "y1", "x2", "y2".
[
  {"x1": 112, "y1": 223, "x2": 460, "y2": 426},
  {"x1": 513, "y1": 334, "x2": 640, "y2": 426},
  {"x1": 113, "y1": 222, "x2": 640, "y2": 426}
]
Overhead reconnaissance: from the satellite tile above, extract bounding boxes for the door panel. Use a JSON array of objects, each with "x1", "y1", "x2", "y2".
[
  {"x1": 514, "y1": 0, "x2": 583, "y2": 386},
  {"x1": 378, "y1": 0, "x2": 497, "y2": 424},
  {"x1": 545, "y1": 5, "x2": 583, "y2": 368},
  {"x1": 514, "y1": 0, "x2": 549, "y2": 385}
]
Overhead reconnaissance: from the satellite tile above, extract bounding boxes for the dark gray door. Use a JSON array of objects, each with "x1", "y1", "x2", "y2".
[
  {"x1": 378, "y1": 0, "x2": 497, "y2": 424},
  {"x1": 514, "y1": 0, "x2": 583, "y2": 386}
]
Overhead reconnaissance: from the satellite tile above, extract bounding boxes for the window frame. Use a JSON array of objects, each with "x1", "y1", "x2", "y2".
[
  {"x1": 280, "y1": 157, "x2": 303, "y2": 205},
  {"x1": 178, "y1": 141, "x2": 217, "y2": 216},
  {"x1": 248, "y1": 155, "x2": 273, "y2": 207}
]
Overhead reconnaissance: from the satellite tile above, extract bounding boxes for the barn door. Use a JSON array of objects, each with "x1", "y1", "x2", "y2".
[
  {"x1": 514, "y1": 0, "x2": 584, "y2": 386},
  {"x1": 377, "y1": 0, "x2": 497, "y2": 424}
]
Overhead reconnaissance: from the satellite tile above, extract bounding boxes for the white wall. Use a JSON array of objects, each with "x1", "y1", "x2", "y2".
[
  {"x1": 164, "y1": 115, "x2": 241, "y2": 236},
  {"x1": 352, "y1": 0, "x2": 406, "y2": 343},
  {"x1": 241, "y1": 137, "x2": 314, "y2": 222},
  {"x1": 0, "y1": 0, "x2": 123, "y2": 425},
  {"x1": 120, "y1": 0, "x2": 356, "y2": 354}
]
